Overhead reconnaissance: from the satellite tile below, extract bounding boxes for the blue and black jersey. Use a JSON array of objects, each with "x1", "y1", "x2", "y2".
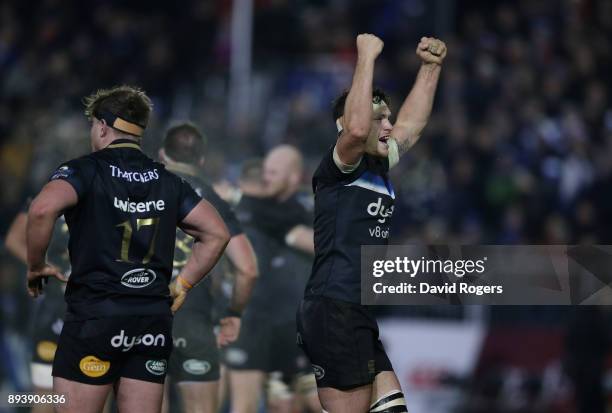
[{"x1": 305, "y1": 146, "x2": 395, "y2": 304}]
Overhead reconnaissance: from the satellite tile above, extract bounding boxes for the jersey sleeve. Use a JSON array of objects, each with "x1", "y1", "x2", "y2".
[
  {"x1": 201, "y1": 184, "x2": 243, "y2": 237},
  {"x1": 48, "y1": 157, "x2": 96, "y2": 199},
  {"x1": 177, "y1": 178, "x2": 202, "y2": 222},
  {"x1": 312, "y1": 145, "x2": 368, "y2": 192}
]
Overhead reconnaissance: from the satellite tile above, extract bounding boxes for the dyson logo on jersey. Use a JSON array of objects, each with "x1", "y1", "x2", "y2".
[
  {"x1": 120, "y1": 268, "x2": 157, "y2": 288},
  {"x1": 111, "y1": 330, "x2": 166, "y2": 352},
  {"x1": 113, "y1": 197, "x2": 165, "y2": 213},
  {"x1": 367, "y1": 197, "x2": 394, "y2": 223}
]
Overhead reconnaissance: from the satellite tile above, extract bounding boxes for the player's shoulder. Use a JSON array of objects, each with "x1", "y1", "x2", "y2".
[
  {"x1": 51, "y1": 153, "x2": 97, "y2": 179},
  {"x1": 313, "y1": 145, "x2": 366, "y2": 189}
]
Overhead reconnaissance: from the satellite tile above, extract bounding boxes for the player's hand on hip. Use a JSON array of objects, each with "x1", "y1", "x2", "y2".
[
  {"x1": 169, "y1": 278, "x2": 190, "y2": 313},
  {"x1": 357, "y1": 33, "x2": 384, "y2": 60},
  {"x1": 416, "y1": 37, "x2": 447, "y2": 65},
  {"x1": 216, "y1": 316, "x2": 241, "y2": 348},
  {"x1": 26, "y1": 263, "x2": 67, "y2": 298}
]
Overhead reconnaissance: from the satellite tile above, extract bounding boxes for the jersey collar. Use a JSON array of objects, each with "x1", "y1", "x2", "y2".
[{"x1": 107, "y1": 139, "x2": 141, "y2": 151}]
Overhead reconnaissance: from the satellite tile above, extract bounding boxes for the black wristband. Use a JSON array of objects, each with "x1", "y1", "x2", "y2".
[{"x1": 225, "y1": 307, "x2": 242, "y2": 318}]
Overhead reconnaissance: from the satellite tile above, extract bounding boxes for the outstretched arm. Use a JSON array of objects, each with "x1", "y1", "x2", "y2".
[
  {"x1": 391, "y1": 37, "x2": 446, "y2": 157},
  {"x1": 336, "y1": 34, "x2": 384, "y2": 166}
]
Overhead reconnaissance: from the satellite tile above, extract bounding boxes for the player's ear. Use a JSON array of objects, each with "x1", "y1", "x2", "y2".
[
  {"x1": 99, "y1": 119, "x2": 108, "y2": 138},
  {"x1": 198, "y1": 156, "x2": 205, "y2": 168}
]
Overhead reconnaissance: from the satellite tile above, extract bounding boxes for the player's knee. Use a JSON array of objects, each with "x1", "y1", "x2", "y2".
[{"x1": 369, "y1": 389, "x2": 407, "y2": 413}]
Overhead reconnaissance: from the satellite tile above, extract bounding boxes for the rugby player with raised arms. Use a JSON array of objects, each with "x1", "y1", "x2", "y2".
[
  {"x1": 25, "y1": 86, "x2": 230, "y2": 413},
  {"x1": 297, "y1": 34, "x2": 446, "y2": 413}
]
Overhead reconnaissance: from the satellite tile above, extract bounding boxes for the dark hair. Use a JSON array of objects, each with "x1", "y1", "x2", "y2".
[
  {"x1": 163, "y1": 122, "x2": 207, "y2": 164},
  {"x1": 332, "y1": 88, "x2": 390, "y2": 122},
  {"x1": 83, "y1": 85, "x2": 152, "y2": 132}
]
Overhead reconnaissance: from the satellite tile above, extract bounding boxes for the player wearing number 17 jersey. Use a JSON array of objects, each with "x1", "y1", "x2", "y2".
[
  {"x1": 297, "y1": 35, "x2": 446, "y2": 413},
  {"x1": 25, "y1": 86, "x2": 230, "y2": 413}
]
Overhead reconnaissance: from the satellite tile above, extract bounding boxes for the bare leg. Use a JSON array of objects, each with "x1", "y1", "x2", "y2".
[
  {"x1": 268, "y1": 396, "x2": 294, "y2": 413},
  {"x1": 294, "y1": 373, "x2": 322, "y2": 413},
  {"x1": 115, "y1": 377, "x2": 164, "y2": 413},
  {"x1": 227, "y1": 370, "x2": 265, "y2": 413},
  {"x1": 370, "y1": 372, "x2": 406, "y2": 412},
  {"x1": 176, "y1": 381, "x2": 218, "y2": 413},
  {"x1": 301, "y1": 391, "x2": 323, "y2": 413},
  {"x1": 217, "y1": 365, "x2": 228, "y2": 412},
  {"x1": 317, "y1": 384, "x2": 372, "y2": 413},
  {"x1": 161, "y1": 377, "x2": 171, "y2": 413},
  {"x1": 31, "y1": 387, "x2": 55, "y2": 413},
  {"x1": 53, "y1": 377, "x2": 112, "y2": 413}
]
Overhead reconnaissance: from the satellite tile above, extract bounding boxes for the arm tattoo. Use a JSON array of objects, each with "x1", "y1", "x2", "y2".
[{"x1": 397, "y1": 136, "x2": 415, "y2": 157}]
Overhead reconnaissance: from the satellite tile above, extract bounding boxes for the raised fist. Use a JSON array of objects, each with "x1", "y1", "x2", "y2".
[
  {"x1": 357, "y1": 33, "x2": 384, "y2": 59},
  {"x1": 416, "y1": 37, "x2": 447, "y2": 65}
]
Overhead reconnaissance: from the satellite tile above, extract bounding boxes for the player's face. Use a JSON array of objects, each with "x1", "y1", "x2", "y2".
[
  {"x1": 364, "y1": 102, "x2": 393, "y2": 158},
  {"x1": 263, "y1": 158, "x2": 290, "y2": 198}
]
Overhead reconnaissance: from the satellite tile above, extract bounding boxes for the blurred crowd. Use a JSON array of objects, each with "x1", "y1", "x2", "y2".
[
  {"x1": 0, "y1": 0, "x2": 611, "y2": 243},
  {"x1": 1, "y1": 0, "x2": 612, "y2": 411}
]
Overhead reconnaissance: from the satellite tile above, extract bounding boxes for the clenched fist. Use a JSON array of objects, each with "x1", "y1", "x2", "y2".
[
  {"x1": 417, "y1": 37, "x2": 447, "y2": 65},
  {"x1": 357, "y1": 33, "x2": 384, "y2": 60}
]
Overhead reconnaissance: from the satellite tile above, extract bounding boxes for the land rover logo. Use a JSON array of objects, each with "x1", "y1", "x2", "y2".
[
  {"x1": 312, "y1": 364, "x2": 325, "y2": 380},
  {"x1": 121, "y1": 268, "x2": 156, "y2": 288},
  {"x1": 183, "y1": 359, "x2": 211, "y2": 375},
  {"x1": 145, "y1": 359, "x2": 167, "y2": 376}
]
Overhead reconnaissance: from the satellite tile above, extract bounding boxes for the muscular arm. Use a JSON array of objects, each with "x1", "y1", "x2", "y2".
[
  {"x1": 27, "y1": 181, "x2": 77, "y2": 271},
  {"x1": 391, "y1": 37, "x2": 446, "y2": 157},
  {"x1": 177, "y1": 200, "x2": 231, "y2": 287},
  {"x1": 26, "y1": 180, "x2": 75, "y2": 296},
  {"x1": 336, "y1": 34, "x2": 383, "y2": 166},
  {"x1": 224, "y1": 233, "x2": 258, "y2": 313},
  {"x1": 5, "y1": 212, "x2": 27, "y2": 264}
]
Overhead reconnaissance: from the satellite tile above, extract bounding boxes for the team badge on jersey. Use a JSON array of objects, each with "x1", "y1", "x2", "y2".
[{"x1": 50, "y1": 165, "x2": 74, "y2": 180}]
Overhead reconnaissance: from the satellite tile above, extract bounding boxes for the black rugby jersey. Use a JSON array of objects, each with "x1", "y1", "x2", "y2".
[
  {"x1": 305, "y1": 146, "x2": 395, "y2": 303},
  {"x1": 167, "y1": 165, "x2": 243, "y2": 318},
  {"x1": 48, "y1": 139, "x2": 201, "y2": 320},
  {"x1": 235, "y1": 195, "x2": 312, "y2": 317}
]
